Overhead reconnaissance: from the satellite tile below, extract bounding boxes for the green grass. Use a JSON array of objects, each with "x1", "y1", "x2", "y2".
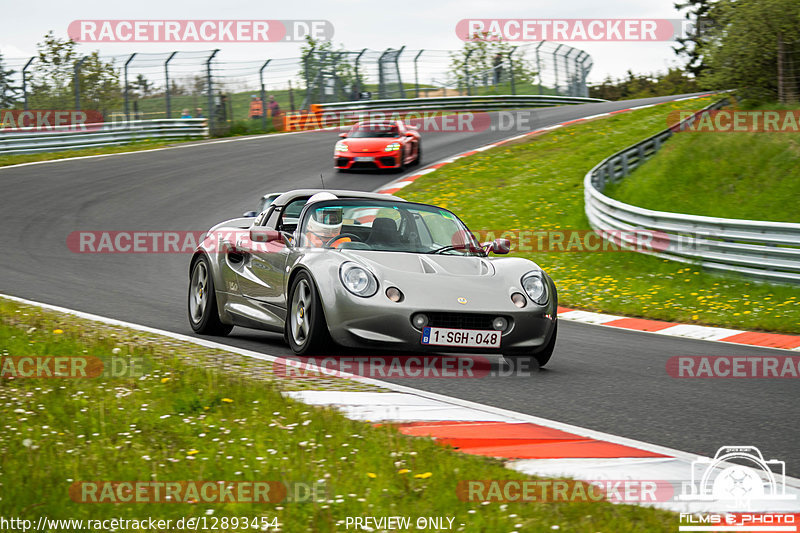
[
  {"x1": 0, "y1": 297, "x2": 678, "y2": 532},
  {"x1": 604, "y1": 106, "x2": 800, "y2": 223},
  {"x1": 398, "y1": 97, "x2": 800, "y2": 334},
  {"x1": 0, "y1": 139, "x2": 198, "y2": 168}
]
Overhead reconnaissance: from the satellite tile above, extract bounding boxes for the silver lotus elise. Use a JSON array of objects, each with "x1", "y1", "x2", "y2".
[{"x1": 188, "y1": 189, "x2": 558, "y2": 366}]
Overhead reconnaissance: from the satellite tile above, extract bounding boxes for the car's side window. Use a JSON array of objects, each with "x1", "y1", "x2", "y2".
[{"x1": 277, "y1": 198, "x2": 309, "y2": 233}]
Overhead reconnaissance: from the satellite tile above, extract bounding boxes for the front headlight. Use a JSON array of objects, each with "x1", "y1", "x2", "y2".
[
  {"x1": 339, "y1": 262, "x2": 378, "y2": 297},
  {"x1": 521, "y1": 271, "x2": 548, "y2": 305},
  {"x1": 384, "y1": 142, "x2": 401, "y2": 152},
  {"x1": 335, "y1": 141, "x2": 349, "y2": 152}
]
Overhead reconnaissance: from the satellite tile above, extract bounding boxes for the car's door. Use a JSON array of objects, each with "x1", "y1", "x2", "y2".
[{"x1": 234, "y1": 203, "x2": 300, "y2": 305}]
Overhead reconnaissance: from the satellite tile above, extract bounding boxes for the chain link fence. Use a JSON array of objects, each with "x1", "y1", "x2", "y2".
[
  {"x1": 1, "y1": 41, "x2": 592, "y2": 135},
  {"x1": 778, "y1": 38, "x2": 800, "y2": 104}
]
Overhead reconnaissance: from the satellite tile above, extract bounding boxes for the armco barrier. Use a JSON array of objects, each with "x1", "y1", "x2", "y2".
[
  {"x1": 313, "y1": 95, "x2": 607, "y2": 112},
  {"x1": 284, "y1": 95, "x2": 607, "y2": 131},
  {"x1": 584, "y1": 98, "x2": 800, "y2": 284},
  {"x1": 0, "y1": 119, "x2": 208, "y2": 155}
]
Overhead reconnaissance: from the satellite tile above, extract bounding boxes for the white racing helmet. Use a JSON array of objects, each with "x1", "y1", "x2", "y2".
[{"x1": 305, "y1": 192, "x2": 342, "y2": 240}]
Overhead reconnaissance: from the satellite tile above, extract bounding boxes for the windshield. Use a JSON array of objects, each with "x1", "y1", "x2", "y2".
[
  {"x1": 299, "y1": 200, "x2": 484, "y2": 255},
  {"x1": 348, "y1": 124, "x2": 399, "y2": 138}
]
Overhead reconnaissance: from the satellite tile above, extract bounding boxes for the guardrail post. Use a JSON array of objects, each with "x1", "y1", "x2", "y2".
[
  {"x1": 164, "y1": 51, "x2": 177, "y2": 119},
  {"x1": 414, "y1": 50, "x2": 424, "y2": 98},
  {"x1": 22, "y1": 57, "x2": 34, "y2": 111},
  {"x1": 206, "y1": 49, "x2": 219, "y2": 135},
  {"x1": 564, "y1": 48, "x2": 574, "y2": 96},
  {"x1": 124, "y1": 53, "x2": 137, "y2": 122},
  {"x1": 396, "y1": 46, "x2": 406, "y2": 98},
  {"x1": 464, "y1": 49, "x2": 474, "y2": 96},
  {"x1": 378, "y1": 48, "x2": 390, "y2": 99},
  {"x1": 535, "y1": 42, "x2": 544, "y2": 94},
  {"x1": 73, "y1": 56, "x2": 88, "y2": 111},
  {"x1": 508, "y1": 47, "x2": 517, "y2": 95},
  {"x1": 579, "y1": 53, "x2": 589, "y2": 96},
  {"x1": 259, "y1": 59, "x2": 271, "y2": 131},
  {"x1": 302, "y1": 46, "x2": 315, "y2": 109},
  {"x1": 553, "y1": 44, "x2": 563, "y2": 95},
  {"x1": 354, "y1": 48, "x2": 366, "y2": 99}
]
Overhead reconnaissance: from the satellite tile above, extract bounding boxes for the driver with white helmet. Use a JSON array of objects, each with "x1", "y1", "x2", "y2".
[{"x1": 303, "y1": 192, "x2": 351, "y2": 248}]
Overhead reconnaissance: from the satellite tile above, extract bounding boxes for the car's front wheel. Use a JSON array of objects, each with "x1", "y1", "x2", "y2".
[
  {"x1": 286, "y1": 271, "x2": 331, "y2": 354},
  {"x1": 188, "y1": 255, "x2": 233, "y2": 336}
]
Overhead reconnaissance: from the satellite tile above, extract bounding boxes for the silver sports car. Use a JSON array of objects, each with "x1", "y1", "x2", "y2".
[{"x1": 188, "y1": 189, "x2": 558, "y2": 366}]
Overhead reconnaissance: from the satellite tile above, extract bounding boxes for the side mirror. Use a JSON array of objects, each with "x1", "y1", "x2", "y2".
[
  {"x1": 485, "y1": 238, "x2": 510, "y2": 255},
  {"x1": 250, "y1": 227, "x2": 281, "y2": 243},
  {"x1": 242, "y1": 211, "x2": 258, "y2": 217},
  {"x1": 339, "y1": 132, "x2": 348, "y2": 138}
]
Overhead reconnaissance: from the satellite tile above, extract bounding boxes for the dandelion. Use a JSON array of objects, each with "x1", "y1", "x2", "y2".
[
  {"x1": 53, "y1": 329, "x2": 63, "y2": 334},
  {"x1": 222, "y1": 398, "x2": 234, "y2": 403},
  {"x1": 161, "y1": 377, "x2": 170, "y2": 383},
  {"x1": 366, "y1": 472, "x2": 377, "y2": 479},
  {"x1": 397, "y1": 469, "x2": 410, "y2": 474},
  {"x1": 187, "y1": 450, "x2": 199, "y2": 455},
  {"x1": 413, "y1": 472, "x2": 432, "y2": 479}
]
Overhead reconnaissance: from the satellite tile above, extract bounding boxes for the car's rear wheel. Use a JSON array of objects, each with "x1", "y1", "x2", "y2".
[
  {"x1": 505, "y1": 322, "x2": 557, "y2": 370},
  {"x1": 286, "y1": 271, "x2": 330, "y2": 354},
  {"x1": 413, "y1": 142, "x2": 422, "y2": 165},
  {"x1": 188, "y1": 255, "x2": 233, "y2": 336}
]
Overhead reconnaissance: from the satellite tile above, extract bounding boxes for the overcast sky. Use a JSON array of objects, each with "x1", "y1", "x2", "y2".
[{"x1": 1, "y1": 0, "x2": 691, "y2": 84}]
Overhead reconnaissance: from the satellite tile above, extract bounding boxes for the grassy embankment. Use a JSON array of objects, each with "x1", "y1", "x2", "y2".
[
  {"x1": 0, "y1": 297, "x2": 678, "y2": 532},
  {"x1": 398, "y1": 97, "x2": 800, "y2": 333}
]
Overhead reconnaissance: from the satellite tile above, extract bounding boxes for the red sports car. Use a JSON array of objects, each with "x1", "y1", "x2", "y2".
[{"x1": 334, "y1": 120, "x2": 421, "y2": 171}]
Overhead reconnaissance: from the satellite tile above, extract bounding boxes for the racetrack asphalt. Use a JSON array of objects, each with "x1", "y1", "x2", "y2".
[{"x1": 2, "y1": 92, "x2": 797, "y2": 475}]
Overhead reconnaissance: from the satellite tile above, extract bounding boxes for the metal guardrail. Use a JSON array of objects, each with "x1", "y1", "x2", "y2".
[
  {"x1": 584, "y1": 98, "x2": 800, "y2": 284},
  {"x1": 0, "y1": 119, "x2": 208, "y2": 155},
  {"x1": 312, "y1": 94, "x2": 608, "y2": 114},
  {"x1": 281, "y1": 95, "x2": 609, "y2": 131}
]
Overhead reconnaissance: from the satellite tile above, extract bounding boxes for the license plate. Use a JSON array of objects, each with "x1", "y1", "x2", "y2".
[
  {"x1": 354, "y1": 156, "x2": 374, "y2": 162},
  {"x1": 421, "y1": 327, "x2": 501, "y2": 348}
]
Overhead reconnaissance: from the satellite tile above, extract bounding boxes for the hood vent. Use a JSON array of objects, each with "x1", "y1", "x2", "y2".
[{"x1": 418, "y1": 256, "x2": 439, "y2": 274}]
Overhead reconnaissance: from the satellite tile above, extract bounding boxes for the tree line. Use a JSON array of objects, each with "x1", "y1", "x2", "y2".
[{"x1": 0, "y1": 32, "x2": 213, "y2": 113}]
